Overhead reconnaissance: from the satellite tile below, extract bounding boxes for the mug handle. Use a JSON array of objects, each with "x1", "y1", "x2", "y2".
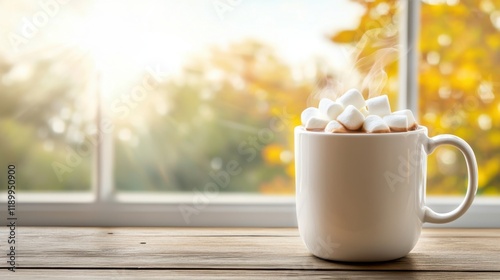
[{"x1": 423, "y1": 135, "x2": 478, "y2": 223}]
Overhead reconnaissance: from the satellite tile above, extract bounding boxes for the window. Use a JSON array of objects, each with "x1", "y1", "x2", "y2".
[
  {"x1": 1, "y1": 0, "x2": 498, "y2": 226},
  {"x1": 419, "y1": 0, "x2": 500, "y2": 197}
]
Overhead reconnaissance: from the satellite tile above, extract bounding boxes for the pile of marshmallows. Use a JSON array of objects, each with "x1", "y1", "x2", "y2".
[{"x1": 302, "y1": 89, "x2": 418, "y2": 133}]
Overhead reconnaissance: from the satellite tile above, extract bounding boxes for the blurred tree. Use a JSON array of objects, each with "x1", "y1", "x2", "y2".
[
  {"x1": 0, "y1": 48, "x2": 95, "y2": 191},
  {"x1": 331, "y1": 0, "x2": 500, "y2": 195},
  {"x1": 114, "y1": 40, "x2": 314, "y2": 193}
]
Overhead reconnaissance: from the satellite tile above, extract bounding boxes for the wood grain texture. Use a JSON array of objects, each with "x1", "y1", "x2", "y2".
[
  {"x1": 0, "y1": 228, "x2": 499, "y2": 278},
  {"x1": 2, "y1": 270, "x2": 500, "y2": 280}
]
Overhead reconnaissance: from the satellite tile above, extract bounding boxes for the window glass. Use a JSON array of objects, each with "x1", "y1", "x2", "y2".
[
  {"x1": 336, "y1": 0, "x2": 500, "y2": 196},
  {"x1": 0, "y1": 54, "x2": 95, "y2": 192},
  {"x1": 2, "y1": 0, "x2": 409, "y2": 195},
  {"x1": 0, "y1": 0, "x2": 96, "y2": 192},
  {"x1": 419, "y1": 0, "x2": 499, "y2": 196},
  {"x1": 109, "y1": 0, "x2": 391, "y2": 193}
]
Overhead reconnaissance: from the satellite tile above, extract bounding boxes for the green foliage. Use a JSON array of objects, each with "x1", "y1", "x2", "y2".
[
  {"x1": 0, "y1": 53, "x2": 93, "y2": 192},
  {"x1": 113, "y1": 40, "x2": 309, "y2": 193}
]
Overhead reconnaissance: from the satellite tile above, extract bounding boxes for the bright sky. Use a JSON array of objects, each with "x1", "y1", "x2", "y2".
[{"x1": 1, "y1": 0, "x2": 364, "y2": 79}]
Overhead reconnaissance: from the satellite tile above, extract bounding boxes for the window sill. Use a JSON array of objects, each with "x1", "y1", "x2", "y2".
[{"x1": 1, "y1": 194, "x2": 499, "y2": 227}]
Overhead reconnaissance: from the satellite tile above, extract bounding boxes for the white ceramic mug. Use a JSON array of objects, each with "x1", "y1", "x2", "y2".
[{"x1": 295, "y1": 126, "x2": 478, "y2": 262}]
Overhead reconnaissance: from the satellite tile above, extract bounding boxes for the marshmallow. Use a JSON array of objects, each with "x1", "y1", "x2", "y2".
[
  {"x1": 324, "y1": 102, "x2": 344, "y2": 120},
  {"x1": 337, "y1": 88, "x2": 366, "y2": 109},
  {"x1": 319, "y1": 98, "x2": 344, "y2": 120},
  {"x1": 360, "y1": 107, "x2": 369, "y2": 117},
  {"x1": 301, "y1": 107, "x2": 321, "y2": 125},
  {"x1": 366, "y1": 95, "x2": 391, "y2": 117},
  {"x1": 392, "y1": 109, "x2": 418, "y2": 130},
  {"x1": 337, "y1": 105, "x2": 365, "y2": 130},
  {"x1": 318, "y1": 98, "x2": 334, "y2": 113},
  {"x1": 383, "y1": 115, "x2": 408, "y2": 132},
  {"x1": 305, "y1": 116, "x2": 329, "y2": 131},
  {"x1": 324, "y1": 120, "x2": 347, "y2": 133},
  {"x1": 363, "y1": 115, "x2": 390, "y2": 133}
]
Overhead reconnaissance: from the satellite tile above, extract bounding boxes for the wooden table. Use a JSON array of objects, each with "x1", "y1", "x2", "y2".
[{"x1": 1, "y1": 228, "x2": 499, "y2": 279}]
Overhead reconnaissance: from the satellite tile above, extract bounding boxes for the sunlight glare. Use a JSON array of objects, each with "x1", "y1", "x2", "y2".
[{"x1": 74, "y1": 1, "x2": 183, "y2": 76}]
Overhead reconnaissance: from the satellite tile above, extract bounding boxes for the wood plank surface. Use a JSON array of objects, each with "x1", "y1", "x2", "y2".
[
  {"x1": 3, "y1": 270, "x2": 500, "y2": 280},
  {"x1": 0, "y1": 228, "x2": 499, "y2": 278}
]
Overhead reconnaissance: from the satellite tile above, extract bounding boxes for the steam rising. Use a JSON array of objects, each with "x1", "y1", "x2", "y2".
[{"x1": 312, "y1": 22, "x2": 399, "y2": 104}]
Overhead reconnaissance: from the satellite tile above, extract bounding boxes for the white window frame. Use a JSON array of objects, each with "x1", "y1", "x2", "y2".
[{"x1": 1, "y1": 0, "x2": 499, "y2": 227}]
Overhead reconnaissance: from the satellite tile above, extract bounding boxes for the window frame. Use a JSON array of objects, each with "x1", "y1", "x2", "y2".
[{"x1": 1, "y1": 0, "x2": 499, "y2": 227}]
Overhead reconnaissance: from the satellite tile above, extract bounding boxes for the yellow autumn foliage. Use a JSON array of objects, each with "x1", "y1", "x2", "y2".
[{"x1": 331, "y1": 0, "x2": 500, "y2": 195}]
